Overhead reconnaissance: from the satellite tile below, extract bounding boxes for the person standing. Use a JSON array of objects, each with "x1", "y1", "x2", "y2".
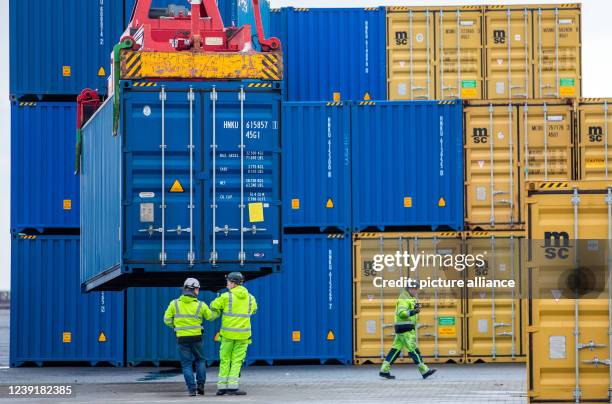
[
  {"x1": 164, "y1": 278, "x2": 214, "y2": 396},
  {"x1": 379, "y1": 286, "x2": 437, "y2": 380},
  {"x1": 210, "y1": 272, "x2": 257, "y2": 396}
]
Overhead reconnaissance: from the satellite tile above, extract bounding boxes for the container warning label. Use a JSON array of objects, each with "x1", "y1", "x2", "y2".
[
  {"x1": 326, "y1": 198, "x2": 334, "y2": 208},
  {"x1": 98, "y1": 332, "x2": 107, "y2": 342},
  {"x1": 404, "y1": 197, "x2": 412, "y2": 208},
  {"x1": 63, "y1": 332, "x2": 71, "y2": 343},
  {"x1": 586, "y1": 158, "x2": 606, "y2": 168},
  {"x1": 248, "y1": 202, "x2": 264, "y2": 223},
  {"x1": 327, "y1": 330, "x2": 335, "y2": 341},
  {"x1": 549, "y1": 336, "x2": 566, "y2": 359},
  {"x1": 438, "y1": 316, "x2": 456, "y2": 336},
  {"x1": 62, "y1": 66, "x2": 71, "y2": 77},
  {"x1": 170, "y1": 180, "x2": 184, "y2": 193},
  {"x1": 292, "y1": 331, "x2": 301, "y2": 342},
  {"x1": 559, "y1": 78, "x2": 575, "y2": 97},
  {"x1": 366, "y1": 320, "x2": 376, "y2": 334},
  {"x1": 98, "y1": 66, "x2": 106, "y2": 77},
  {"x1": 478, "y1": 319, "x2": 488, "y2": 333},
  {"x1": 461, "y1": 80, "x2": 477, "y2": 98},
  {"x1": 63, "y1": 199, "x2": 72, "y2": 210},
  {"x1": 291, "y1": 199, "x2": 300, "y2": 210}
]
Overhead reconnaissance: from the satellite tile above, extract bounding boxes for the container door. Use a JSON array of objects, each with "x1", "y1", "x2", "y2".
[
  {"x1": 436, "y1": 8, "x2": 483, "y2": 100},
  {"x1": 578, "y1": 101, "x2": 611, "y2": 180},
  {"x1": 519, "y1": 103, "x2": 573, "y2": 185},
  {"x1": 124, "y1": 88, "x2": 202, "y2": 265},
  {"x1": 202, "y1": 88, "x2": 281, "y2": 265},
  {"x1": 533, "y1": 6, "x2": 581, "y2": 98},
  {"x1": 387, "y1": 9, "x2": 435, "y2": 100},
  {"x1": 465, "y1": 104, "x2": 520, "y2": 229},
  {"x1": 485, "y1": 8, "x2": 531, "y2": 99}
]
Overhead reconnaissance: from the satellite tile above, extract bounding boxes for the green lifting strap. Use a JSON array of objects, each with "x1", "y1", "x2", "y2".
[{"x1": 112, "y1": 38, "x2": 135, "y2": 136}]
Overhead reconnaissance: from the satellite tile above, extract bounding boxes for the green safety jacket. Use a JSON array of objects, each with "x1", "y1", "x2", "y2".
[
  {"x1": 395, "y1": 290, "x2": 419, "y2": 334},
  {"x1": 164, "y1": 294, "x2": 213, "y2": 339},
  {"x1": 210, "y1": 286, "x2": 257, "y2": 340}
]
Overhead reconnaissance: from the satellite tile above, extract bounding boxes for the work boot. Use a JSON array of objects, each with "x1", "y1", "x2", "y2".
[
  {"x1": 188, "y1": 390, "x2": 197, "y2": 396},
  {"x1": 216, "y1": 389, "x2": 227, "y2": 396},
  {"x1": 226, "y1": 389, "x2": 247, "y2": 395},
  {"x1": 197, "y1": 385, "x2": 205, "y2": 395},
  {"x1": 422, "y1": 369, "x2": 437, "y2": 379},
  {"x1": 379, "y1": 371, "x2": 396, "y2": 379}
]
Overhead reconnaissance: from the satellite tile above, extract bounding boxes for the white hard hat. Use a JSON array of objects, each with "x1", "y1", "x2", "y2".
[{"x1": 183, "y1": 278, "x2": 200, "y2": 289}]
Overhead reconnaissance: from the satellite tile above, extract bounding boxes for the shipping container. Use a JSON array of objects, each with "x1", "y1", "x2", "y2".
[
  {"x1": 484, "y1": 6, "x2": 532, "y2": 99},
  {"x1": 532, "y1": 4, "x2": 581, "y2": 99},
  {"x1": 273, "y1": 8, "x2": 386, "y2": 101},
  {"x1": 386, "y1": 7, "x2": 435, "y2": 100},
  {"x1": 353, "y1": 232, "x2": 465, "y2": 365},
  {"x1": 436, "y1": 6, "x2": 484, "y2": 100},
  {"x1": 526, "y1": 181, "x2": 611, "y2": 403},
  {"x1": 576, "y1": 98, "x2": 612, "y2": 180},
  {"x1": 80, "y1": 82, "x2": 282, "y2": 291},
  {"x1": 10, "y1": 235, "x2": 124, "y2": 367},
  {"x1": 124, "y1": 0, "x2": 271, "y2": 51},
  {"x1": 126, "y1": 288, "x2": 219, "y2": 366},
  {"x1": 463, "y1": 231, "x2": 526, "y2": 363},
  {"x1": 11, "y1": 102, "x2": 80, "y2": 232},
  {"x1": 282, "y1": 102, "x2": 351, "y2": 230},
  {"x1": 352, "y1": 101, "x2": 463, "y2": 231},
  {"x1": 9, "y1": 0, "x2": 124, "y2": 97},
  {"x1": 126, "y1": 234, "x2": 352, "y2": 365}
]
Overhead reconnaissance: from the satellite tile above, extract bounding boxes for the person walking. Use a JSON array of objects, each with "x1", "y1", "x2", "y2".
[
  {"x1": 379, "y1": 286, "x2": 437, "y2": 380},
  {"x1": 164, "y1": 278, "x2": 214, "y2": 396},
  {"x1": 210, "y1": 272, "x2": 257, "y2": 396}
]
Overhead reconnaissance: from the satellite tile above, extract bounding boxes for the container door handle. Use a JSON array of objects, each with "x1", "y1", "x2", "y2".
[{"x1": 582, "y1": 358, "x2": 610, "y2": 367}]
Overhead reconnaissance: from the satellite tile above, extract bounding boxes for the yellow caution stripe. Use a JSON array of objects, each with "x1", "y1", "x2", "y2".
[
  {"x1": 538, "y1": 182, "x2": 568, "y2": 189},
  {"x1": 438, "y1": 232, "x2": 459, "y2": 237},
  {"x1": 19, "y1": 102, "x2": 37, "y2": 107},
  {"x1": 248, "y1": 83, "x2": 273, "y2": 88},
  {"x1": 359, "y1": 101, "x2": 376, "y2": 106},
  {"x1": 327, "y1": 234, "x2": 345, "y2": 239},
  {"x1": 438, "y1": 101, "x2": 456, "y2": 105},
  {"x1": 132, "y1": 82, "x2": 158, "y2": 87},
  {"x1": 326, "y1": 102, "x2": 342, "y2": 106},
  {"x1": 19, "y1": 235, "x2": 37, "y2": 239},
  {"x1": 356, "y1": 233, "x2": 377, "y2": 238},
  {"x1": 120, "y1": 50, "x2": 283, "y2": 81}
]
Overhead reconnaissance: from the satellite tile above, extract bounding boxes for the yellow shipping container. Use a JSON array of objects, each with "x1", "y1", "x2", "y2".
[
  {"x1": 533, "y1": 5, "x2": 581, "y2": 99},
  {"x1": 353, "y1": 232, "x2": 465, "y2": 365},
  {"x1": 464, "y1": 231, "x2": 526, "y2": 363},
  {"x1": 484, "y1": 6, "x2": 532, "y2": 99},
  {"x1": 577, "y1": 98, "x2": 612, "y2": 180},
  {"x1": 465, "y1": 100, "x2": 574, "y2": 230},
  {"x1": 526, "y1": 181, "x2": 612, "y2": 403},
  {"x1": 387, "y1": 8, "x2": 435, "y2": 100}
]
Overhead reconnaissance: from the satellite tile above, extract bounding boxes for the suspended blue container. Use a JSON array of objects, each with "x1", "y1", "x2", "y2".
[
  {"x1": 124, "y1": 0, "x2": 270, "y2": 50},
  {"x1": 125, "y1": 234, "x2": 352, "y2": 365},
  {"x1": 11, "y1": 102, "x2": 80, "y2": 232},
  {"x1": 126, "y1": 288, "x2": 220, "y2": 366},
  {"x1": 351, "y1": 100, "x2": 464, "y2": 231},
  {"x1": 9, "y1": 0, "x2": 124, "y2": 97},
  {"x1": 269, "y1": 7, "x2": 386, "y2": 101},
  {"x1": 282, "y1": 102, "x2": 351, "y2": 231},
  {"x1": 10, "y1": 235, "x2": 124, "y2": 367},
  {"x1": 81, "y1": 82, "x2": 282, "y2": 291}
]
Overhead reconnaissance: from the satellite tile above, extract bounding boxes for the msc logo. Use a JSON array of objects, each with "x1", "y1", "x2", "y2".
[
  {"x1": 543, "y1": 231, "x2": 570, "y2": 259},
  {"x1": 493, "y1": 30, "x2": 506, "y2": 44},
  {"x1": 588, "y1": 126, "x2": 603, "y2": 142},
  {"x1": 362, "y1": 260, "x2": 376, "y2": 277},
  {"x1": 472, "y1": 127, "x2": 488, "y2": 144},
  {"x1": 395, "y1": 31, "x2": 408, "y2": 46}
]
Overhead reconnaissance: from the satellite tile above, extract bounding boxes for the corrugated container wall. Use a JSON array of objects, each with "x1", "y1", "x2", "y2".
[
  {"x1": 126, "y1": 234, "x2": 352, "y2": 365},
  {"x1": 272, "y1": 8, "x2": 386, "y2": 101},
  {"x1": 9, "y1": 0, "x2": 124, "y2": 97},
  {"x1": 526, "y1": 181, "x2": 611, "y2": 403},
  {"x1": 124, "y1": 0, "x2": 270, "y2": 50},
  {"x1": 282, "y1": 102, "x2": 351, "y2": 230},
  {"x1": 10, "y1": 236, "x2": 124, "y2": 367},
  {"x1": 81, "y1": 83, "x2": 282, "y2": 291},
  {"x1": 11, "y1": 102, "x2": 80, "y2": 232},
  {"x1": 576, "y1": 98, "x2": 612, "y2": 180},
  {"x1": 351, "y1": 101, "x2": 464, "y2": 231}
]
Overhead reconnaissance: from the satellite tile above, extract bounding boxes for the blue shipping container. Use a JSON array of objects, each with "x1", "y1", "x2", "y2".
[
  {"x1": 125, "y1": 234, "x2": 352, "y2": 365},
  {"x1": 351, "y1": 101, "x2": 464, "y2": 231},
  {"x1": 124, "y1": 0, "x2": 270, "y2": 50},
  {"x1": 10, "y1": 235, "x2": 124, "y2": 367},
  {"x1": 282, "y1": 102, "x2": 351, "y2": 230},
  {"x1": 270, "y1": 8, "x2": 386, "y2": 101},
  {"x1": 9, "y1": 0, "x2": 124, "y2": 97},
  {"x1": 81, "y1": 82, "x2": 282, "y2": 291},
  {"x1": 11, "y1": 102, "x2": 80, "y2": 232}
]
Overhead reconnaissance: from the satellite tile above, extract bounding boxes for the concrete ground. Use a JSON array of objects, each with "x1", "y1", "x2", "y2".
[{"x1": 0, "y1": 309, "x2": 526, "y2": 403}]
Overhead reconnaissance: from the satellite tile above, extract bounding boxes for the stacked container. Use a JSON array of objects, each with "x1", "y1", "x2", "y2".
[{"x1": 9, "y1": 0, "x2": 127, "y2": 367}]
